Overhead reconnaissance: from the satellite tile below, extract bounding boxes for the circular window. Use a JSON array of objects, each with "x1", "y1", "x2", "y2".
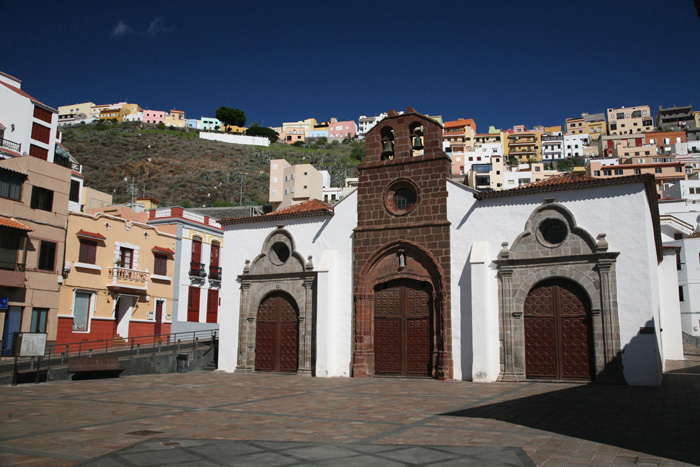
[
  {"x1": 269, "y1": 242, "x2": 290, "y2": 265},
  {"x1": 384, "y1": 180, "x2": 418, "y2": 216},
  {"x1": 393, "y1": 188, "x2": 415, "y2": 211},
  {"x1": 539, "y1": 219, "x2": 568, "y2": 246}
]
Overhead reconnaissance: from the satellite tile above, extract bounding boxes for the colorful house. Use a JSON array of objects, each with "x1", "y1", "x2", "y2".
[{"x1": 57, "y1": 209, "x2": 176, "y2": 346}]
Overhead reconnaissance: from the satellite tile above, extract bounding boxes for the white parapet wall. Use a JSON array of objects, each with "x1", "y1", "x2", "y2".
[{"x1": 199, "y1": 132, "x2": 270, "y2": 147}]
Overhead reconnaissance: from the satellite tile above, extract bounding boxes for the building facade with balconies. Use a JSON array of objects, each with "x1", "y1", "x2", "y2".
[
  {"x1": 0, "y1": 156, "x2": 73, "y2": 355},
  {"x1": 57, "y1": 210, "x2": 177, "y2": 346},
  {"x1": 606, "y1": 105, "x2": 654, "y2": 136},
  {"x1": 506, "y1": 132, "x2": 541, "y2": 162},
  {"x1": 147, "y1": 207, "x2": 223, "y2": 335}
]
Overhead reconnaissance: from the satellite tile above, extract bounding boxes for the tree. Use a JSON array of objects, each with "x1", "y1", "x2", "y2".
[
  {"x1": 245, "y1": 123, "x2": 279, "y2": 143},
  {"x1": 215, "y1": 107, "x2": 246, "y2": 132}
]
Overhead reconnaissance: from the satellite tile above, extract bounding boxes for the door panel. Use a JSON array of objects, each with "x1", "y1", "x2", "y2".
[
  {"x1": 2, "y1": 307, "x2": 22, "y2": 356},
  {"x1": 255, "y1": 293, "x2": 298, "y2": 373},
  {"x1": 374, "y1": 281, "x2": 431, "y2": 376},
  {"x1": 524, "y1": 279, "x2": 592, "y2": 380}
]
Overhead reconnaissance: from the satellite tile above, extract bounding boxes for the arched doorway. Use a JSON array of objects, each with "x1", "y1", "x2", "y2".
[
  {"x1": 255, "y1": 292, "x2": 298, "y2": 373},
  {"x1": 374, "y1": 279, "x2": 432, "y2": 376},
  {"x1": 524, "y1": 279, "x2": 594, "y2": 381}
]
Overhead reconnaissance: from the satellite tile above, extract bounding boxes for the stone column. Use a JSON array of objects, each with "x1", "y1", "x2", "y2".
[
  {"x1": 236, "y1": 281, "x2": 254, "y2": 373},
  {"x1": 498, "y1": 266, "x2": 522, "y2": 381},
  {"x1": 352, "y1": 292, "x2": 375, "y2": 377},
  {"x1": 298, "y1": 275, "x2": 315, "y2": 376},
  {"x1": 596, "y1": 259, "x2": 624, "y2": 383}
]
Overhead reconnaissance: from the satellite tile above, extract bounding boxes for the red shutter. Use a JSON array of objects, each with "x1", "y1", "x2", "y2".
[
  {"x1": 79, "y1": 240, "x2": 97, "y2": 264},
  {"x1": 210, "y1": 243, "x2": 219, "y2": 267},
  {"x1": 206, "y1": 289, "x2": 218, "y2": 323},
  {"x1": 188, "y1": 287, "x2": 200, "y2": 322},
  {"x1": 191, "y1": 238, "x2": 202, "y2": 263},
  {"x1": 29, "y1": 144, "x2": 48, "y2": 160},
  {"x1": 31, "y1": 123, "x2": 51, "y2": 144},
  {"x1": 33, "y1": 106, "x2": 53, "y2": 124}
]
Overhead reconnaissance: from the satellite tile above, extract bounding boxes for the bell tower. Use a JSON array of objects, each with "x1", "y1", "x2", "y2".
[{"x1": 352, "y1": 107, "x2": 453, "y2": 380}]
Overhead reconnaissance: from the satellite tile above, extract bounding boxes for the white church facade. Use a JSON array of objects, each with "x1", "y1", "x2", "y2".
[{"x1": 218, "y1": 109, "x2": 682, "y2": 386}]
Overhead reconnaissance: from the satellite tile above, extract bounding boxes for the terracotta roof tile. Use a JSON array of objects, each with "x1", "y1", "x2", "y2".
[
  {"x1": 0, "y1": 80, "x2": 57, "y2": 113},
  {"x1": 76, "y1": 229, "x2": 106, "y2": 240},
  {"x1": 220, "y1": 198, "x2": 334, "y2": 225},
  {"x1": 152, "y1": 246, "x2": 175, "y2": 255},
  {"x1": 0, "y1": 215, "x2": 33, "y2": 231},
  {"x1": 478, "y1": 173, "x2": 655, "y2": 200}
]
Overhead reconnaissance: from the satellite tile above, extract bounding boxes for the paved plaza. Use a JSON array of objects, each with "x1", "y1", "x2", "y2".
[{"x1": 0, "y1": 358, "x2": 699, "y2": 466}]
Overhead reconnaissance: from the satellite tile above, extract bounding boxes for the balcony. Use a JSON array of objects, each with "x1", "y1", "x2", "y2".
[
  {"x1": 0, "y1": 261, "x2": 25, "y2": 288},
  {"x1": 189, "y1": 262, "x2": 207, "y2": 278},
  {"x1": 0, "y1": 137, "x2": 20, "y2": 153},
  {"x1": 209, "y1": 266, "x2": 222, "y2": 282},
  {"x1": 106, "y1": 267, "x2": 149, "y2": 293}
]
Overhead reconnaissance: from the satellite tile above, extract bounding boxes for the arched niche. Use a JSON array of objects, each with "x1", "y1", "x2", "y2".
[
  {"x1": 236, "y1": 227, "x2": 315, "y2": 375},
  {"x1": 494, "y1": 202, "x2": 625, "y2": 384},
  {"x1": 353, "y1": 240, "x2": 452, "y2": 380}
]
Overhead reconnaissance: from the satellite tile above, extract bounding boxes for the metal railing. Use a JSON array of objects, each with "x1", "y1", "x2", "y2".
[
  {"x1": 0, "y1": 137, "x2": 20, "y2": 152},
  {"x1": 0, "y1": 329, "x2": 218, "y2": 375},
  {"x1": 209, "y1": 266, "x2": 222, "y2": 281}
]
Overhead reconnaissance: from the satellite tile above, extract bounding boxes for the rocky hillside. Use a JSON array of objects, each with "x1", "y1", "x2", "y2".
[{"x1": 60, "y1": 122, "x2": 363, "y2": 208}]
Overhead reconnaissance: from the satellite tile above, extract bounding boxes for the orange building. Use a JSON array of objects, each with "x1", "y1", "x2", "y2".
[{"x1": 443, "y1": 118, "x2": 476, "y2": 175}]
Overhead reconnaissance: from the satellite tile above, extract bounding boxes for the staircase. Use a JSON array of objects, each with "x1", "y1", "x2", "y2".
[
  {"x1": 111, "y1": 335, "x2": 128, "y2": 349},
  {"x1": 682, "y1": 332, "x2": 700, "y2": 356}
]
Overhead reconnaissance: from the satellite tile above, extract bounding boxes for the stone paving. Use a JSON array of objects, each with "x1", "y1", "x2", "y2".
[{"x1": 0, "y1": 360, "x2": 698, "y2": 466}]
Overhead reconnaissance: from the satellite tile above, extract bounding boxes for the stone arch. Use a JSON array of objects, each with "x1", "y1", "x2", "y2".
[
  {"x1": 236, "y1": 227, "x2": 315, "y2": 375},
  {"x1": 353, "y1": 240, "x2": 451, "y2": 379},
  {"x1": 513, "y1": 266, "x2": 601, "y2": 315},
  {"x1": 495, "y1": 202, "x2": 624, "y2": 384}
]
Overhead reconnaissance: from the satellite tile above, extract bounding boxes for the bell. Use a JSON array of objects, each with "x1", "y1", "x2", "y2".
[
  {"x1": 381, "y1": 139, "x2": 394, "y2": 157},
  {"x1": 412, "y1": 135, "x2": 424, "y2": 151}
]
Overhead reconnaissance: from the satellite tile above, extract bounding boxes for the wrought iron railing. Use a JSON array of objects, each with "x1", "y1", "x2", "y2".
[
  {"x1": 209, "y1": 266, "x2": 222, "y2": 281},
  {"x1": 189, "y1": 262, "x2": 207, "y2": 277},
  {"x1": 0, "y1": 137, "x2": 20, "y2": 152}
]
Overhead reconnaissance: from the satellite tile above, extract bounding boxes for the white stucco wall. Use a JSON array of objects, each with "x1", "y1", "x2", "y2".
[
  {"x1": 199, "y1": 132, "x2": 270, "y2": 147},
  {"x1": 448, "y1": 179, "x2": 667, "y2": 385},
  {"x1": 658, "y1": 249, "x2": 684, "y2": 362},
  {"x1": 219, "y1": 191, "x2": 357, "y2": 376}
]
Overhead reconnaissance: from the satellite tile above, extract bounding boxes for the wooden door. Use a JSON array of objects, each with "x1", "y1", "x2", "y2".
[
  {"x1": 206, "y1": 289, "x2": 218, "y2": 324},
  {"x1": 187, "y1": 286, "x2": 200, "y2": 322},
  {"x1": 524, "y1": 279, "x2": 593, "y2": 380},
  {"x1": 374, "y1": 280, "x2": 431, "y2": 376},
  {"x1": 255, "y1": 293, "x2": 298, "y2": 372},
  {"x1": 154, "y1": 300, "x2": 163, "y2": 336},
  {"x1": 2, "y1": 307, "x2": 22, "y2": 356},
  {"x1": 191, "y1": 238, "x2": 202, "y2": 264},
  {"x1": 210, "y1": 243, "x2": 220, "y2": 267}
]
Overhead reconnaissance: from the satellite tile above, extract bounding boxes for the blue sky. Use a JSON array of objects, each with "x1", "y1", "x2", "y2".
[{"x1": 2, "y1": 0, "x2": 699, "y2": 132}]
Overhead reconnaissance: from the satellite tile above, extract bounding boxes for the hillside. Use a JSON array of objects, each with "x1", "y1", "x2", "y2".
[{"x1": 60, "y1": 122, "x2": 363, "y2": 208}]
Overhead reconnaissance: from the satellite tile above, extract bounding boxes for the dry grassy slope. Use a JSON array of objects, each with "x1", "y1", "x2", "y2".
[{"x1": 60, "y1": 123, "x2": 361, "y2": 208}]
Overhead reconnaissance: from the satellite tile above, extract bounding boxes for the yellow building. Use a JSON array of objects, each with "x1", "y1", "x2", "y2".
[
  {"x1": 57, "y1": 210, "x2": 177, "y2": 347},
  {"x1": 506, "y1": 132, "x2": 541, "y2": 162},
  {"x1": 99, "y1": 108, "x2": 121, "y2": 122},
  {"x1": 164, "y1": 109, "x2": 186, "y2": 128},
  {"x1": 120, "y1": 103, "x2": 142, "y2": 120}
]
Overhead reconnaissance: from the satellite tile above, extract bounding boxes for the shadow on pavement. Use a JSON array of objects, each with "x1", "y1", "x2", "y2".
[{"x1": 441, "y1": 374, "x2": 700, "y2": 465}]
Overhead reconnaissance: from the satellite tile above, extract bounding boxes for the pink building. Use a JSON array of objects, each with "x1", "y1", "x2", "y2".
[
  {"x1": 143, "y1": 110, "x2": 166, "y2": 125},
  {"x1": 328, "y1": 119, "x2": 357, "y2": 140}
]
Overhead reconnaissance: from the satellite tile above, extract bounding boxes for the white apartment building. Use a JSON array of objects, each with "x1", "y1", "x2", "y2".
[
  {"x1": 563, "y1": 133, "x2": 590, "y2": 158},
  {"x1": 541, "y1": 133, "x2": 564, "y2": 162}
]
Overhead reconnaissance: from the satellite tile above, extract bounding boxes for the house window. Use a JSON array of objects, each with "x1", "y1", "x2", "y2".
[
  {"x1": 31, "y1": 123, "x2": 51, "y2": 144},
  {"x1": 154, "y1": 254, "x2": 167, "y2": 276},
  {"x1": 73, "y1": 292, "x2": 92, "y2": 331},
  {"x1": 30, "y1": 308, "x2": 48, "y2": 333},
  {"x1": 207, "y1": 289, "x2": 218, "y2": 323},
  {"x1": 679, "y1": 286, "x2": 685, "y2": 302},
  {"x1": 614, "y1": 169, "x2": 623, "y2": 175},
  {"x1": 655, "y1": 168, "x2": 662, "y2": 174},
  {"x1": 0, "y1": 172, "x2": 23, "y2": 200},
  {"x1": 79, "y1": 240, "x2": 97, "y2": 264},
  {"x1": 594, "y1": 171, "x2": 601, "y2": 176},
  {"x1": 33, "y1": 106, "x2": 53, "y2": 124},
  {"x1": 675, "y1": 167, "x2": 682, "y2": 173},
  {"x1": 675, "y1": 233, "x2": 683, "y2": 240},
  {"x1": 37, "y1": 241, "x2": 56, "y2": 271},
  {"x1": 603, "y1": 170, "x2": 611, "y2": 176},
  {"x1": 120, "y1": 247, "x2": 133, "y2": 269},
  {"x1": 69, "y1": 180, "x2": 80, "y2": 202},
  {"x1": 634, "y1": 169, "x2": 641, "y2": 175},
  {"x1": 31, "y1": 186, "x2": 53, "y2": 211},
  {"x1": 29, "y1": 144, "x2": 49, "y2": 160},
  {"x1": 187, "y1": 286, "x2": 200, "y2": 322}
]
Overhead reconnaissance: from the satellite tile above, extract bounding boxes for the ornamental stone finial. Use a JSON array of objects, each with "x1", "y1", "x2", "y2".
[
  {"x1": 596, "y1": 233, "x2": 609, "y2": 252},
  {"x1": 499, "y1": 242, "x2": 510, "y2": 259}
]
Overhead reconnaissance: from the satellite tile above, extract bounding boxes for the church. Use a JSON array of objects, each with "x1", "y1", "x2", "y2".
[{"x1": 218, "y1": 109, "x2": 683, "y2": 386}]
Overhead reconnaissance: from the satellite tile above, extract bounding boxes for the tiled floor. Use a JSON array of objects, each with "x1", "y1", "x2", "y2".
[{"x1": 0, "y1": 361, "x2": 699, "y2": 466}]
